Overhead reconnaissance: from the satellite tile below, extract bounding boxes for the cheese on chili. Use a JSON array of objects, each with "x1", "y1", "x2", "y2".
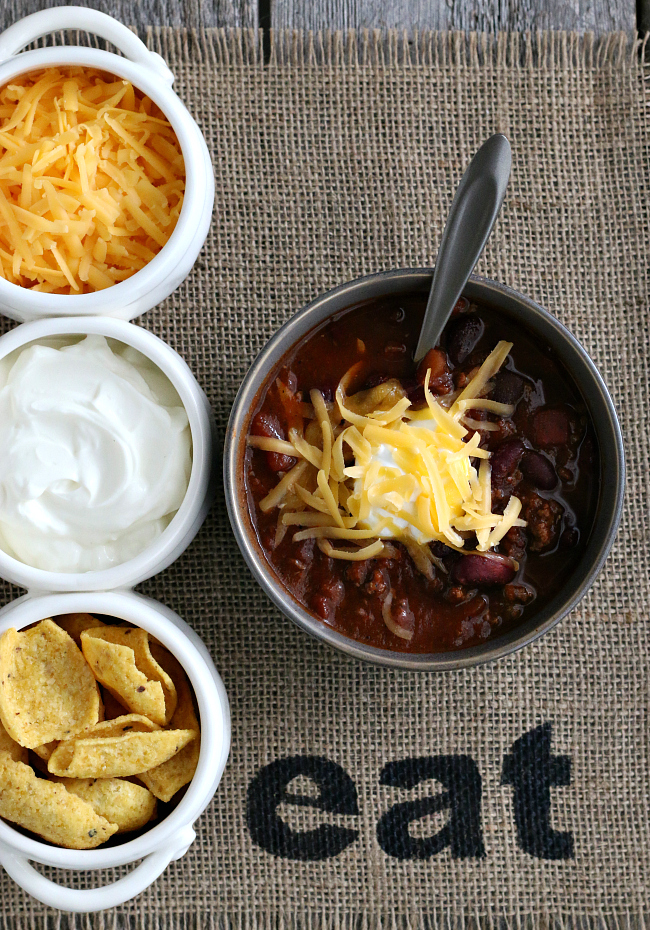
[{"x1": 249, "y1": 341, "x2": 527, "y2": 561}]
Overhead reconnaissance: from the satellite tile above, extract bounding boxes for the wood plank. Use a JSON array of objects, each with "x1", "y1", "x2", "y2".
[
  {"x1": 639, "y1": 0, "x2": 650, "y2": 35},
  {"x1": 0, "y1": 0, "x2": 257, "y2": 32},
  {"x1": 0, "y1": 0, "x2": 636, "y2": 40},
  {"x1": 272, "y1": 0, "x2": 636, "y2": 36}
]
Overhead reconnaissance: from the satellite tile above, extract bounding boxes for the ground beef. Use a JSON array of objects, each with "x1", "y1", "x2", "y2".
[
  {"x1": 521, "y1": 491, "x2": 564, "y2": 552},
  {"x1": 444, "y1": 584, "x2": 472, "y2": 605},
  {"x1": 501, "y1": 526, "x2": 527, "y2": 561},
  {"x1": 503, "y1": 583, "x2": 535, "y2": 604},
  {"x1": 284, "y1": 537, "x2": 316, "y2": 593},
  {"x1": 346, "y1": 560, "x2": 370, "y2": 586},
  {"x1": 365, "y1": 568, "x2": 388, "y2": 597}
]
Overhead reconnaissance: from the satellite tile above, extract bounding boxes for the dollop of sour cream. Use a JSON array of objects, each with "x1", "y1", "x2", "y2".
[
  {"x1": 0, "y1": 335, "x2": 192, "y2": 573},
  {"x1": 354, "y1": 427, "x2": 436, "y2": 545}
]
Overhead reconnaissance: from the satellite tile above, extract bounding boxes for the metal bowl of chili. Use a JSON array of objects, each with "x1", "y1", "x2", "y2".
[{"x1": 224, "y1": 270, "x2": 624, "y2": 670}]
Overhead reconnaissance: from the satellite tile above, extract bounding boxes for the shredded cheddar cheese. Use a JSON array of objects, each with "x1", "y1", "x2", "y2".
[
  {"x1": 0, "y1": 67, "x2": 185, "y2": 293},
  {"x1": 249, "y1": 342, "x2": 527, "y2": 563}
]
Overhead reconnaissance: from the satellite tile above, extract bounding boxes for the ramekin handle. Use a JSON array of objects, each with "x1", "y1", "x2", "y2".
[
  {"x1": 0, "y1": 827, "x2": 195, "y2": 912},
  {"x1": 0, "y1": 7, "x2": 174, "y2": 84}
]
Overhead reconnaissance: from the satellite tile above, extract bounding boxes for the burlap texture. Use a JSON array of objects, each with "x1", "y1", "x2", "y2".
[{"x1": 0, "y1": 28, "x2": 648, "y2": 927}]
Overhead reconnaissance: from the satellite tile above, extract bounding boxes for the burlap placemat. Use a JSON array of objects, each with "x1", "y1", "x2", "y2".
[{"x1": 0, "y1": 28, "x2": 648, "y2": 927}]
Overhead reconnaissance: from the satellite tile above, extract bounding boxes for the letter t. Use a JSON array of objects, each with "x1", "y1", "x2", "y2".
[{"x1": 501, "y1": 723, "x2": 574, "y2": 860}]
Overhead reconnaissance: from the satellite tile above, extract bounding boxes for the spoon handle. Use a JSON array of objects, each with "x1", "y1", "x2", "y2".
[{"x1": 414, "y1": 134, "x2": 512, "y2": 363}]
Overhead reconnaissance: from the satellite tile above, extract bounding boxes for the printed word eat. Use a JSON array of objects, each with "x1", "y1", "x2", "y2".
[{"x1": 246, "y1": 723, "x2": 573, "y2": 862}]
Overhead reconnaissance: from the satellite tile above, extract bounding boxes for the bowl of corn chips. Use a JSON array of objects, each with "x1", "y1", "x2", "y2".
[{"x1": 0, "y1": 592, "x2": 230, "y2": 912}]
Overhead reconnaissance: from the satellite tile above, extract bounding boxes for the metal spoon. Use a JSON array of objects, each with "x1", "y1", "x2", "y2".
[{"x1": 414, "y1": 134, "x2": 512, "y2": 363}]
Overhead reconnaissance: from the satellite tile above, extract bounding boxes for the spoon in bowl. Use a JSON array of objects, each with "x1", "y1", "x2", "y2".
[{"x1": 413, "y1": 133, "x2": 512, "y2": 364}]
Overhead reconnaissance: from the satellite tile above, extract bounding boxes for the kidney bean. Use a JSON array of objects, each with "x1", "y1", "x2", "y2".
[
  {"x1": 251, "y1": 412, "x2": 281, "y2": 438},
  {"x1": 520, "y1": 450, "x2": 557, "y2": 489},
  {"x1": 266, "y1": 453, "x2": 296, "y2": 474},
  {"x1": 284, "y1": 538, "x2": 315, "y2": 590},
  {"x1": 451, "y1": 296, "x2": 470, "y2": 316},
  {"x1": 288, "y1": 539, "x2": 314, "y2": 571},
  {"x1": 491, "y1": 370, "x2": 524, "y2": 405},
  {"x1": 308, "y1": 378, "x2": 336, "y2": 403},
  {"x1": 451, "y1": 554, "x2": 516, "y2": 587},
  {"x1": 490, "y1": 439, "x2": 526, "y2": 480},
  {"x1": 323, "y1": 577, "x2": 345, "y2": 603},
  {"x1": 251, "y1": 411, "x2": 297, "y2": 473},
  {"x1": 311, "y1": 575, "x2": 345, "y2": 620},
  {"x1": 532, "y1": 406, "x2": 570, "y2": 448},
  {"x1": 446, "y1": 313, "x2": 484, "y2": 365}
]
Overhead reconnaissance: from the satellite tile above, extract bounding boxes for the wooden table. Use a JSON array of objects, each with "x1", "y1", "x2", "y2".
[{"x1": 0, "y1": 0, "x2": 643, "y2": 38}]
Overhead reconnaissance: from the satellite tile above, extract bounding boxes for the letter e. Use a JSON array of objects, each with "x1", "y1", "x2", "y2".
[{"x1": 246, "y1": 755, "x2": 359, "y2": 860}]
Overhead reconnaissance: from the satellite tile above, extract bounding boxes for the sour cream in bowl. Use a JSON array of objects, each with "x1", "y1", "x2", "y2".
[
  {"x1": 0, "y1": 316, "x2": 214, "y2": 592},
  {"x1": 0, "y1": 334, "x2": 192, "y2": 573}
]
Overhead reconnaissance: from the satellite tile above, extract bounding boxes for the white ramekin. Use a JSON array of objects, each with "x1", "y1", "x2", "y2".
[
  {"x1": 0, "y1": 316, "x2": 215, "y2": 592},
  {"x1": 0, "y1": 591, "x2": 230, "y2": 913},
  {"x1": 0, "y1": 6, "x2": 214, "y2": 324}
]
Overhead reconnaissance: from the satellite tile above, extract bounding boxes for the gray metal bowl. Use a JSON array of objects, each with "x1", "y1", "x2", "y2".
[{"x1": 224, "y1": 270, "x2": 625, "y2": 670}]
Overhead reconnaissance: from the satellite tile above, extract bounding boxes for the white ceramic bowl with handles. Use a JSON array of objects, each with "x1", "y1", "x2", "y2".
[
  {"x1": 0, "y1": 315, "x2": 216, "y2": 592},
  {"x1": 0, "y1": 591, "x2": 230, "y2": 913},
  {"x1": 0, "y1": 5, "x2": 214, "y2": 323}
]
